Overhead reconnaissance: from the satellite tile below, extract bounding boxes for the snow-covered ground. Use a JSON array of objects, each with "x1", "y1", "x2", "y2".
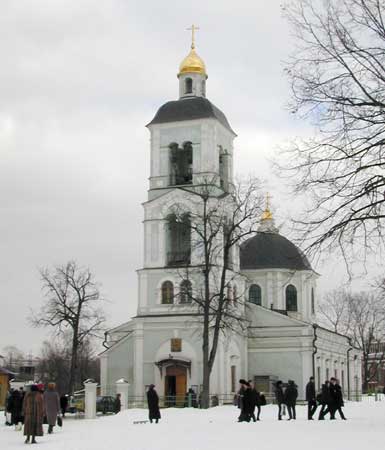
[{"x1": 1, "y1": 401, "x2": 384, "y2": 450}]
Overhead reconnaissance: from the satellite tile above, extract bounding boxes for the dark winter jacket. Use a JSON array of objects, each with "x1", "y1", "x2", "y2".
[
  {"x1": 306, "y1": 381, "x2": 316, "y2": 402},
  {"x1": 242, "y1": 388, "x2": 254, "y2": 414},
  {"x1": 329, "y1": 383, "x2": 342, "y2": 407},
  {"x1": 320, "y1": 383, "x2": 331, "y2": 404},
  {"x1": 60, "y1": 395, "x2": 68, "y2": 411},
  {"x1": 147, "y1": 387, "x2": 161, "y2": 420},
  {"x1": 284, "y1": 383, "x2": 298, "y2": 406},
  {"x1": 250, "y1": 388, "x2": 261, "y2": 408},
  {"x1": 8, "y1": 390, "x2": 23, "y2": 424},
  {"x1": 275, "y1": 386, "x2": 284, "y2": 404},
  {"x1": 334, "y1": 384, "x2": 344, "y2": 407}
]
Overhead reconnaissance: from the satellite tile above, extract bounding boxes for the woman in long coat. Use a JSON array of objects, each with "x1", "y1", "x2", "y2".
[
  {"x1": 147, "y1": 385, "x2": 161, "y2": 423},
  {"x1": 43, "y1": 383, "x2": 60, "y2": 434},
  {"x1": 23, "y1": 385, "x2": 45, "y2": 444}
]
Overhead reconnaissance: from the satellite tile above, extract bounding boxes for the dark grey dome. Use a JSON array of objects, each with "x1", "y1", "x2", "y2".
[
  {"x1": 240, "y1": 232, "x2": 312, "y2": 271},
  {"x1": 147, "y1": 97, "x2": 236, "y2": 135}
]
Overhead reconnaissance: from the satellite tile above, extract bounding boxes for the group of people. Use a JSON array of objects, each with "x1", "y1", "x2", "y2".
[
  {"x1": 307, "y1": 376, "x2": 346, "y2": 420},
  {"x1": 236, "y1": 379, "x2": 267, "y2": 423},
  {"x1": 274, "y1": 379, "x2": 299, "y2": 420},
  {"x1": 5, "y1": 383, "x2": 63, "y2": 444},
  {"x1": 273, "y1": 376, "x2": 346, "y2": 421}
]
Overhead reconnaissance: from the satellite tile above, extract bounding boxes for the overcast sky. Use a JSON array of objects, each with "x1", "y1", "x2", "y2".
[{"x1": 1, "y1": 0, "x2": 375, "y2": 356}]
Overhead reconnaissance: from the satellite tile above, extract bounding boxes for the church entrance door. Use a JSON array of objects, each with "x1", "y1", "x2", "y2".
[{"x1": 165, "y1": 366, "x2": 187, "y2": 407}]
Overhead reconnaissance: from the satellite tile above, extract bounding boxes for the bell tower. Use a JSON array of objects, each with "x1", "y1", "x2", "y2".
[{"x1": 139, "y1": 30, "x2": 237, "y2": 315}]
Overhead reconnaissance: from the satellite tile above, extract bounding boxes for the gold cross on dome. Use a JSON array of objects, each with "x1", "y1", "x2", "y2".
[
  {"x1": 266, "y1": 192, "x2": 271, "y2": 211},
  {"x1": 187, "y1": 24, "x2": 200, "y2": 49}
]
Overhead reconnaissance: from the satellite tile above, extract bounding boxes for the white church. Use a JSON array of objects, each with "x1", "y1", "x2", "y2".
[{"x1": 100, "y1": 33, "x2": 362, "y2": 403}]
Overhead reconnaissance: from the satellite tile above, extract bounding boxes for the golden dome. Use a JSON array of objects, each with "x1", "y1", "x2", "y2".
[
  {"x1": 178, "y1": 46, "x2": 207, "y2": 76},
  {"x1": 261, "y1": 208, "x2": 273, "y2": 221}
]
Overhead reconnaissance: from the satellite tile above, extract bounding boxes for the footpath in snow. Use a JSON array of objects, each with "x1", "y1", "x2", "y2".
[{"x1": 1, "y1": 401, "x2": 384, "y2": 450}]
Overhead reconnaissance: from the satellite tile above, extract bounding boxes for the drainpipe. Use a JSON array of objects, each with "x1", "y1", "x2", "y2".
[
  {"x1": 312, "y1": 324, "x2": 318, "y2": 379},
  {"x1": 347, "y1": 339, "x2": 353, "y2": 401}
]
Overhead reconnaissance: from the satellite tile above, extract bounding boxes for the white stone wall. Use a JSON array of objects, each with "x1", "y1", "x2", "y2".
[{"x1": 242, "y1": 268, "x2": 318, "y2": 323}]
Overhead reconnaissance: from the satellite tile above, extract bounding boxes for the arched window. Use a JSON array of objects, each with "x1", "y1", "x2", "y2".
[
  {"x1": 161, "y1": 281, "x2": 174, "y2": 304},
  {"x1": 311, "y1": 288, "x2": 315, "y2": 314},
  {"x1": 166, "y1": 214, "x2": 191, "y2": 266},
  {"x1": 286, "y1": 284, "x2": 298, "y2": 312},
  {"x1": 180, "y1": 280, "x2": 192, "y2": 303},
  {"x1": 249, "y1": 284, "x2": 262, "y2": 305},
  {"x1": 169, "y1": 142, "x2": 193, "y2": 186},
  {"x1": 185, "y1": 77, "x2": 193, "y2": 94}
]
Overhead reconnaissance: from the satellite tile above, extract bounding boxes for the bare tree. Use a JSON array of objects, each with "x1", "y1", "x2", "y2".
[
  {"x1": 30, "y1": 261, "x2": 106, "y2": 393},
  {"x1": 280, "y1": 0, "x2": 385, "y2": 264},
  {"x1": 317, "y1": 288, "x2": 351, "y2": 334},
  {"x1": 36, "y1": 337, "x2": 100, "y2": 395},
  {"x1": 170, "y1": 177, "x2": 263, "y2": 408},
  {"x1": 318, "y1": 287, "x2": 385, "y2": 391},
  {"x1": 1, "y1": 345, "x2": 25, "y2": 370}
]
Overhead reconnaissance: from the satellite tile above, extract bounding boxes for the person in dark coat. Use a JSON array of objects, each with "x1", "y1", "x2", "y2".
[
  {"x1": 23, "y1": 385, "x2": 45, "y2": 444},
  {"x1": 334, "y1": 380, "x2": 346, "y2": 419},
  {"x1": 43, "y1": 383, "x2": 60, "y2": 434},
  {"x1": 249, "y1": 382, "x2": 261, "y2": 422},
  {"x1": 284, "y1": 380, "x2": 298, "y2": 420},
  {"x1": 306, "y1": 376, "x2": 317, "y2": 420},
  {"x1": 8, "y1": 389, "x2": 23, "y2": 429},
  {"x1": 60, "y1": 394, "x2": 68, "y2": 417},
  {"x1": 5, "y1": 389, "x2": 13, "y2": 426},
  {"x1": 274, "y1": 380, "x2": 285, "y2": 420},
  {"x1": 238, "y1": 381, "x2": 253, "y2": 422},
  {"x1": 147, "y1": 385, "x2": 161, "y2": 423},
  {"x1": 185, "y1": 388, "x2": 197, "y2": 408},
  {"x1": 328, "y1": 378, "x2": 339, "y2": 420},
  {"x1": 114, "y1": 393, "x2": 121, "y2": 414},
  {"x1": 236, "y1": 379, "x2": 246, "y2": 410},
  {"x1": 318, "y1": 380, "x2": 331, "y2": 420}
]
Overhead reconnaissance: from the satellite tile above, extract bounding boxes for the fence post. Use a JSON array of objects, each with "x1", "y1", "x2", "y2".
[
  {"x1": 116, "y1": 379, "x2": 129, "y2": 410},
  {"x1": 84, "y1": 379, "x2": 97, "y2": 419}
]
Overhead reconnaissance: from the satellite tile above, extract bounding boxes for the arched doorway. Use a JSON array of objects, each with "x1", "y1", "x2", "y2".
[{"x1": 165, "y1": 365, "x2": 187, "y2": 407}]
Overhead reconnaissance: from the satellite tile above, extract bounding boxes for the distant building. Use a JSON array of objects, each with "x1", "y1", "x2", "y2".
[
  {"x1": 0, "y1": 367, "x2": 16, "y2": 408},
  {"x1": 366, "y1": 342, "x2": 385, "y2": 392}
]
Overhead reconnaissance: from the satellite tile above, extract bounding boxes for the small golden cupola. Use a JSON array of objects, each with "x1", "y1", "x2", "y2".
[
  {"x1": 178, "y1": 25, "x2": 208, "y2": 99},
  {"x1": 178, "y1": 46, "x2": 207, "y2": 76}
]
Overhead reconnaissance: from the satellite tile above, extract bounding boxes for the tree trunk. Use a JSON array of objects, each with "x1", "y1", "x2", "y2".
[
  {"x1": 200, "y1": 197, "x2": 211, "y2": 409},
  {"x1": 68, "y1": 327, "x2": 79, "y2": 394},
  {"x1": 201, "y1": 307, "x2": 210, "y2": 409}
]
